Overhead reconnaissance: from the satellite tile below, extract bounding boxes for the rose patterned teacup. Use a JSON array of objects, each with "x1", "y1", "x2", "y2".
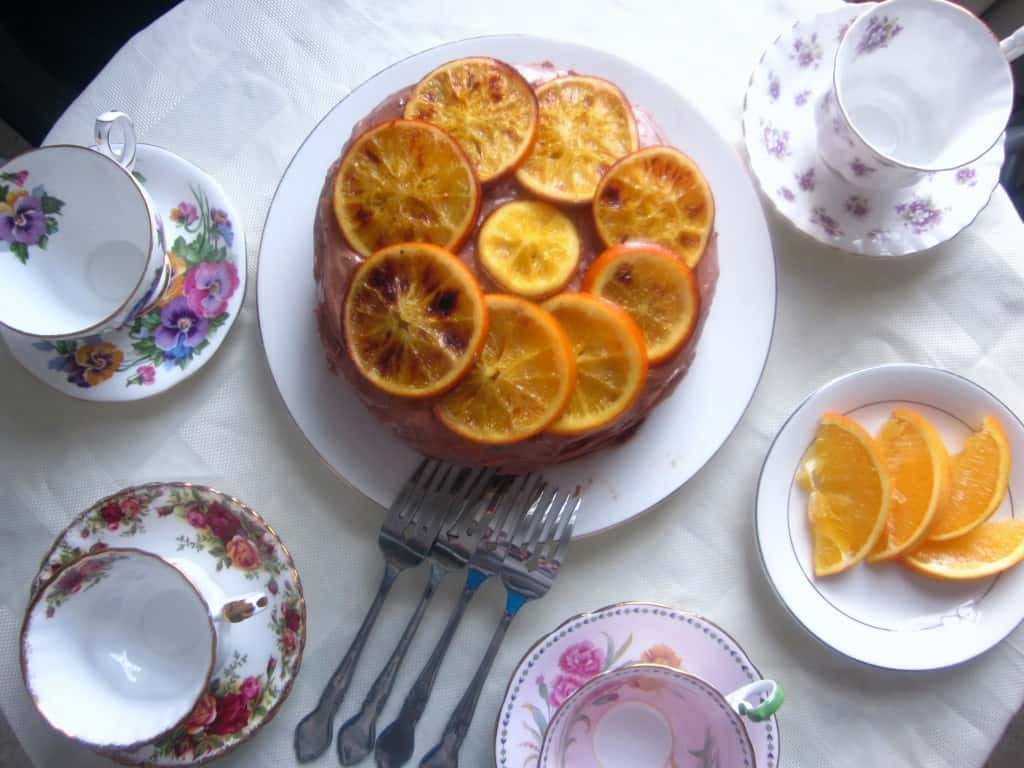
[
  {"x1": 20, "y1": 548, "x2": 267, "y2": 750},
  {"x1": 0, "y1": 112, "x2": 170, "y2": 339},
  {"x1": 538, "y1": 663, "x2": 783, "y2": 768},
  {"x1": 816, "y1": 0, "x2": 1020, "y2": 190}
]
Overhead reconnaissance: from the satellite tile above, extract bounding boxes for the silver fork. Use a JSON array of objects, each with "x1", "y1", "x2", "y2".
[
  {"x1": 375, "y1": 474, "x2": 544, "y2": 768},
  {"x1": 419, "y1": 485, "x2": 580, "y2": 768},
  {"x1": 335, "y1": 467, "x2": 499, "y2": 764},
  {"x1": 294, "y1": 460, "x2": 491, "y2": 763}
]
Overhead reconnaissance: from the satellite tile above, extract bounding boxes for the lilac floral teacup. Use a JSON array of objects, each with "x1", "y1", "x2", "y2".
[
  {"x1": 816, "y1": 0, "x2": 1018, "y2": 190},
  {"x1": 0, "y1": 112, "x2": 170, "y2": 339},
  {"x1": 20, "y1": 548, "x2": 267, "y2": 750},
  {"x1": 538, "y1": 663, "x2": 783, "y2": 768}
]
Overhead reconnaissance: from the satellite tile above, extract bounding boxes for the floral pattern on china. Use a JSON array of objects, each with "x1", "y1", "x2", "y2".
[
  {"x1": 32, "y1": 483, "x2": 305, "y2": 765},
  {"x1": 0, "y1": 170, "x2": 65, "y2": 264}
]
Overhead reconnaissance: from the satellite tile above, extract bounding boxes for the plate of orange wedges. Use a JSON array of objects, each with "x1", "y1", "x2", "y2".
[
  {"x1": 756, "y1": 363, "x2": 1024, "y2": 669},
  {"x1": 258, "y1": 35, "x2": 775, "y2": 537}
]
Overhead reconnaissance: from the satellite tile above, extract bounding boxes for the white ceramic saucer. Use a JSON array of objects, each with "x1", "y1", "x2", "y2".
[
  {"x1": 756, "y1": 364, "x2": 1024, "y2": 670},
  {"x1": 29, "y1": 482, "x2": 305, "y2": 765},
  {"x1": 494, "y1": 602, "x2": 780, "y2": 768},
  {"x1": 2, "y1": 144, "x2": 246, "y2": 400},
  {"x1": 742, "y1": 4, "x2": 1004, "y2": 256}
]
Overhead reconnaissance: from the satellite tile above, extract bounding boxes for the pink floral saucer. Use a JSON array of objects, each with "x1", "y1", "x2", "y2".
[
  {"x1": 29, "y1": 482, "x2": 305, "y2": 766},
  {"x1": 2, "y1": 144, "x2": 246, "y2": 400},
  {"x1": 494, "y1": 602, "x2": 779, "y2": 768},
  {"x1": 742, "y1": 3, "x2": 1004, "y2": 257}
]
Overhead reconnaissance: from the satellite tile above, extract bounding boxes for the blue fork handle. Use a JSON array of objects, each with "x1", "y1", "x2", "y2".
[
  {"x1": 294, "y1": 562, "x2": 399, "y2": 763},
  {"x1": 419, "y1": 608, "x2": 515, "y2": 768}
]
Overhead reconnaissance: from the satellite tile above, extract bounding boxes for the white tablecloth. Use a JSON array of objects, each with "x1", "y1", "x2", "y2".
[{"x1": 2, "y1": 1, "x2": 1023, "y2": 766}]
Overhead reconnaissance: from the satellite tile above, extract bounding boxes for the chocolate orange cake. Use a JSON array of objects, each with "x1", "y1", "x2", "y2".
[{"x1": 314, "y1": 58, "x2": 717, "y2": 471}]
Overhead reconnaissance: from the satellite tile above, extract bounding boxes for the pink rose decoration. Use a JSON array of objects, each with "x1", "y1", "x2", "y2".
[
  {"x1": 282, "y1": 628, "x2": 298, "y2": 654},
  {"x1": 187, "y1": 508, "x2": 208, "y2": 528},
  {"x1": 226, "y1": 535, "x2": 261, "y2": 570},
  {"x1": 240, "y1": 676, "x2": 261, "y2": 702},
  {"x1": 207, "y1": 692, "x2": 250, "y2": 736},
  {"x1": 558, "y1": 641, "x2": 603, "y2": 679},
  {"x1": 548, "y1": 674, "x2": 584, "y2": 708},
  {"x1": 183, "y1": 693, "x2": 217, "y2": 734},
  {"x1": 137, "y1": 365, "x2": 156, "y2": 385},
  {"x1": 119, "y1": 496, "x2": 142, "y2": 517},
  {"x1": 184, "y1": 261, "x2": 239, "y2": 318}
]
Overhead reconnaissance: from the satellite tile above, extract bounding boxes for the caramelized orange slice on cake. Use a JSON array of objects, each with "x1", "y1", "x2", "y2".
[
  {"x1": 333, "y1": 119, "x2": 481, "y2": 257},
  {"x1": 404, "y1": 57, "x2": 539, "y2": 183},
  {"x1": 344, "y1": 243, "x2": 487, "y2": 398}
]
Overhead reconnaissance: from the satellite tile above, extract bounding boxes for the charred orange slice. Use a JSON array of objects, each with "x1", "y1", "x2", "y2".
[
  {"x1": 404, "y1": 57, "x2": 539, "y2": 183},
  {"x1": 343, "y1": 243, "x2": 487, "y2": 398},
  {"x1": 477, "y1": 201, "x2": 580, "y2": 298},
  {"x1": 515, "y1": 75, "x2": 639, "y2": 204},
  {"x1": 435, "y1": 294, "x2": 575, "y2": 444},
  {"x1": 333, "y1": 119, "x2": 481, "y2": 257},
  {"x1": 582, "y1": 243, "x2": 699, "y2": 364},
  {"x1": 593, "y1": 146, "x2": 714, "y2": 267},
  {"x1": 543, "y1": 293, "x2": 647, "y2": 435}
]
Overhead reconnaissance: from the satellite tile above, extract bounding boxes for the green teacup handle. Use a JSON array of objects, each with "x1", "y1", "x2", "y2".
[{"x1": 726, "y1": 679, "x2": 785, "y2": 723}]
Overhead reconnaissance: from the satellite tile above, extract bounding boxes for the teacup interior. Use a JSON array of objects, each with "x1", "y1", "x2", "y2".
[
  {"x1": 836, "y1": 0, "x2": 1013, "y2": 170},
  {"x1": 0, "y1": 146, "x2": 152, "y2": 337},
  {"x1": 23, "y1": 551, "x2": 213, "y2": 748}
]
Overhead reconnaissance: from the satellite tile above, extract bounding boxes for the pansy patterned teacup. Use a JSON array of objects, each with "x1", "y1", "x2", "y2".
[
  {"x1": 20, "y1": 548, "x2": 267, "y2": 750},
  {"x1": 539, "y1": 663, "x2": 783, "y2": 768},
  {"x1": 0, "y1": 112, "x2": 170, "y2": 339},
  {"x1": 816, "y1": 0, "x2": 1017, "y2": 190}
]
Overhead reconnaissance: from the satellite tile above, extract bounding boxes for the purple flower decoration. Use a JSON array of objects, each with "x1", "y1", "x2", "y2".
[
  {"x1": 768, "y1": 75, "x2": 780, "y2": 102},
  {"x1": 791, "y1": 34, "x2": 822, "y2": 68},
  {"x1": 777, "y1": 186, "x2": 795, "y2": 202},
  {"x1": 837, "y1": 20, "x2": 853, "y2": 42},
  {"x1": 895, "y1": 198, "x2": 942, "y2": 234},
  {"x1": 845, "y1": 195, "x2": 870, "y2": 219},
  {"x1": 761, "y1": 121, "x2": 791, "y2": 159},
  {"x1": 184, "y1": 261, "x2": 239, "y2": 318},
  {"x1": 856, "y1": 15, "x2": 903, "y2": 55},
  {"x1": 210, "y1": 208, "x2": 234, "y2": 246},
  {"x1": 849, "y1": 158, "x2": 876, "y2": 177},
  {"x1": 796, "y1": 168, "x2": 816, "y2": 192},
  {"x1": 956, "y1": 168, "x2": 977, "y2": 187},
  {"x1": 170, "y1": 201, "x2": 199, "y2": 226},
  {"x1": 0, "y1": 195, "x2": 45, "y2": 245},
  {"x1": 154, "y1": 296, "x2": 209, "y2": 359},
  {"x1": 811, "y1": 207, "x2": 844, "y2": 238},
  {"x1": 794, "y1": 90, "x2": 811, "y2": 107},
  {"x1": 867, "y1": 228, "x2": 889, "y2": 242}
]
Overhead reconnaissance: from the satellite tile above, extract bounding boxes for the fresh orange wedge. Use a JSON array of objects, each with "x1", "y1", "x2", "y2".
[
  {"x1": 582, "y1": 242, "x2": 699, "y2": 364},
  {"x1": 543, "y1": 293, "x2": 648, "y2": 435},
  {"x1": 435, "y1": 294, "x2": 575, "y2": 444},
  {"x1": 333, "y1": 119, "x2": 481, "y2": 257},
  {"x1": 404, "y1": 57, "x2": 539, "y2": 183},
  {"x1": 796, "y1": 414, "x2": 890, "y2": 576},
  {"x1": 868, "y1": 409, "x2": 950, "y2": 561},
  {"x1": 904, "y1": 519, "x2": 1024, "y2": 580},
  {"x1": 344, "y1": 243, "x2": 488, "y2": 398},
  {"x1": 477, "y1": 201, "x2": 580, "y2": 298},
  {"x1": 928, "y1": 416, "x2": 1011, "y2": 541},
  {"x1": 515, "y1": 75, "x2": 639, "y2": 204},
  {"x1": 593, "y1": 146, "x2": 714, "y2": 267}
]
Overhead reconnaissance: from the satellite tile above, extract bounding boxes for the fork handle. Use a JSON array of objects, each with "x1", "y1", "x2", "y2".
[
  {"x1": 419, "y1": 610, "x2": 514, "y2": 768},
  {"x1": 375, "y1": 579, "x2": 481, "y2": 768},
  {"x1": 294, "y1": 562, "x2": 399, "y2": 763},
  {"x1": 338, "y1": 562, "x2": 445, "y2": 765}
]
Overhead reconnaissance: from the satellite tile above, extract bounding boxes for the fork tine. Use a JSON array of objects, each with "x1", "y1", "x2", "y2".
[
  {"x1": 538, "y1": 491, "x2": 572, "y2": 560},
  {"x1": 443, "y1": 467, "x2": 497, "y2": 531},
  {"x1": 491, "y1": 474, "x2": 535, "y2": 539},
  {"x1": 524, "y1": 487, "x2": 557, "y2": 551},
  {"x1": 399, "y1": 459, "x2": 441, "y2": 521},
  {"x1": 535, "y1": 489, "x2": 563, "y2": 550},
  {"x1": 408, "y1": 461, "x2": 456, "y2": 525},
  {"x1": 550, "y1": 489, "x2": 581, "y2": 563},
  {"x1": 510, "y1": 480, "x2": 548, "y2": 547}
]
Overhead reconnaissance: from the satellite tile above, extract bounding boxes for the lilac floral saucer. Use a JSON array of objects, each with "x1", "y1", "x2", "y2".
[
  {"x1": 1, "y1": 144, "x2": 246, "y2": 400},
  {"x1": 494, "y1": 602, "x2": 779, "y2": 768},
  {"x1": 29, "y1": 482, "x2": 305, "y2": 766},
  {"x1": 742, "y1": 3, "x2": 1004, "y2": 256}
]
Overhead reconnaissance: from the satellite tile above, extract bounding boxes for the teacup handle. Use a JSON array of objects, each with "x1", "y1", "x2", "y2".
[
  {"x1": 1002, "y1": 25, "x2": 1024, "y2": 63},
  {"x1": 220, "y1": 592, "x2": 269, "y2": 624},
  {"x1": 726, "y1": 679, "x2": 785, "y2": 723},
  {"x1": 94, "y1": 111, "x2": 138, "y2": 171}
]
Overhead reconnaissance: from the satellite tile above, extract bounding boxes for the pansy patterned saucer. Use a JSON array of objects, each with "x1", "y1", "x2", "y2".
[
  {"x1": 29, "y1": 482, "x2": 305, "y2": 766},
  {"x1": 2, "y1": 144, "x2": 246, "y2": 400},
  {"x1": 494, "y1": 602, "x2": 779, "y2": 768},
  {"x1": 742, "y1": 4, "x2": 1004, "y2": 257}
]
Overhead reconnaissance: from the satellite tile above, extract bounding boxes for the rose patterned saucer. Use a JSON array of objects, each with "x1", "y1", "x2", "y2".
[
  {"x1": 742, "y1": 4, "x2": 1004, "y2": 257},
  {"x1": 2, "y1": 144, "x2": 246, "y2": 400},
  {"x1": 29, "y1": 482, "x2": 305, "y2": 765},
  {"x1": 494, "y1": 602, "x2": 779, "y2": 768}
]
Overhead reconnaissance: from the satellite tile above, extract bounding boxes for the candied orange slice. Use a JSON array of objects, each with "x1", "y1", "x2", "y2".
[
  {"x1": 333, "y1": 119, "x2": 481, "y2": 257},
  {"x1": 543, "y1": 293, "x2": 647, "y2": 435},
  {"x1": 868, "y1": 409, "x2": 950, "y2": 561},
  {"x1": 344, "y1": 243, "x2": 487, "y2": 398},
  {"x1": 593, "y1": 146, "x2": 714, "y2": 267},
  {"x1": 905, "y1": 519, "x2": 1024, "y2": 580},
  {"x1": 477, "y1": 201, "x2": 580, "y2": 298},
  {"x1": 515, "y1": 75, "x2": 638, "y2": 204},
  {"x1": 796, "y1": 414, "x2": 890, "y2": 576},
  {"x1": 404, "y1": 57, "x2": 538, "y2": 183},
  {"x1": 435, "y1": 295, "x2": 574, "y2": 444},
  {"x1": 582, "y1": 243, "x2": 699, "y2": 364},
  {"x1": 928, "y1": 416, "x2": 1011, "y2": 541}
]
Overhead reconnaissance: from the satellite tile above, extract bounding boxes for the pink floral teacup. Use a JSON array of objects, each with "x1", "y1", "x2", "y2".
[
  {"x1": 20, "y1": 547, "x2": 267, "y2": 750},
  {"x1": 816, "y1": 0, "x2": 1017, "y2": 190},
  {"x1": 538, "y1": 664, "x2": 783, "y2": 768},
  {"x1": 0, "y1": 112, "x2": 170, "y2": 339}
]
